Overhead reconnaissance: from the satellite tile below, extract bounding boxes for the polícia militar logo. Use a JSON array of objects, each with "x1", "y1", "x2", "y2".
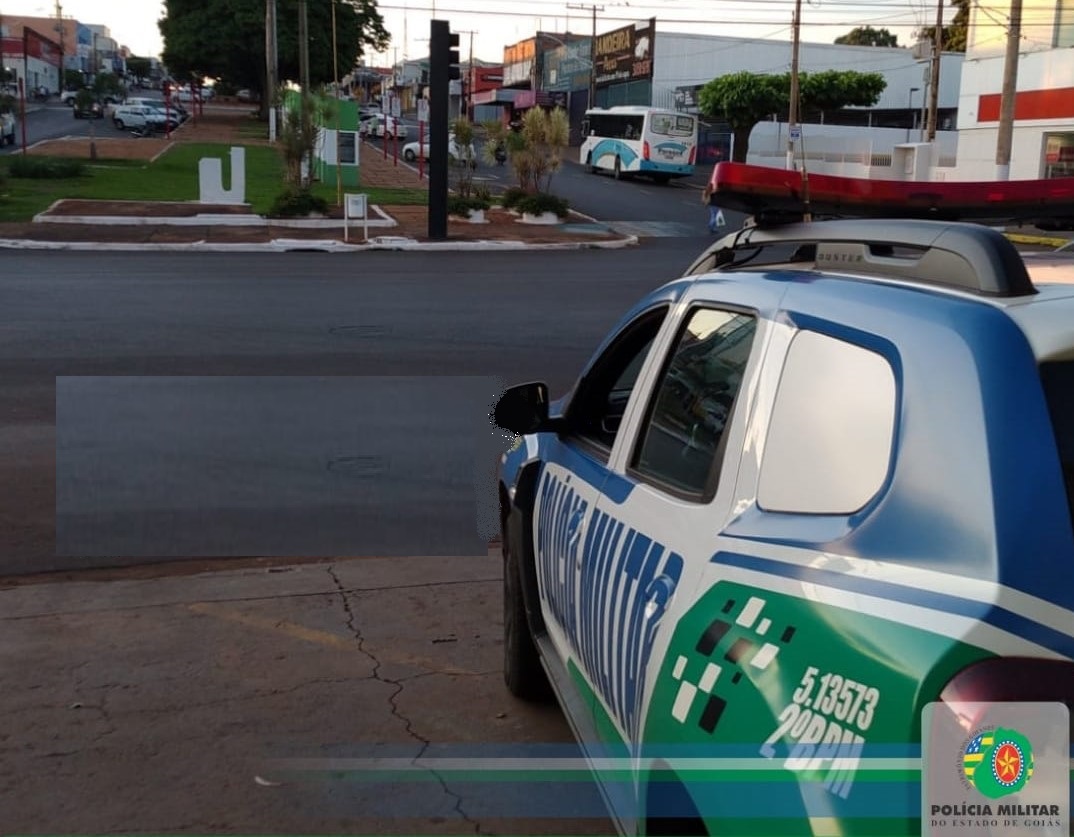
[{"x1": 961, "y1": 727, "x2": 1035, "y2": 799}]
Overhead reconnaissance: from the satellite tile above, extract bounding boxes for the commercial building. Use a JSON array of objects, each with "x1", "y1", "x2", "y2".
[
  {"x1": 953, "y1": 0, "x2": 1074, "y2": 179},
  {"x1": 1, "y1": 16, "x2": 127, "y2": 93},
  {"x1": 487, "y1": 21, "x2": 963, "y2": 164}
]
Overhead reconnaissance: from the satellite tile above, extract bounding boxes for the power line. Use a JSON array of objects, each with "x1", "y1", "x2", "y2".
[{"x1": 377, "y1": 4, "x2": 1007, "y2": 26}]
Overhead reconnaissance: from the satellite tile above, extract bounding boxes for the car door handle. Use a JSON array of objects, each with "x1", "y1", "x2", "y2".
[
  {"x1": 567, "y1": 507, "x2": 585, "y2": 545},
  {"x1": 568, "y1": 508, "x2": 588, "y2": 568},
  {"x1": 643, "y1": 575, "x2": 676, "y2": 619}
]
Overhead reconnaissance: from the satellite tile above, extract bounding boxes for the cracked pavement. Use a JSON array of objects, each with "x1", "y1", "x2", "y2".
[{"x1": 0, "y1": 552, "x2": 617, "y2": 835}]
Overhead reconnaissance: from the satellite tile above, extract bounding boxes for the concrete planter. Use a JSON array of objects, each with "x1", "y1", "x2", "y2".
[
  {"x1": 449, "y1": 209, "x2": 488, "y2": 224},
  {"x1": 519, "y1": 211, "x2": 560, "y2": 225}
]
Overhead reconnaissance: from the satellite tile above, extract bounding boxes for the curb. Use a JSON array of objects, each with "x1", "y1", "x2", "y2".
[
  {"x1": 1005, "y1": 232, "x2": 1070, "y2": 248},
  {"x1": 0, "y1": 235, "x2": 640, "y2": 253}
]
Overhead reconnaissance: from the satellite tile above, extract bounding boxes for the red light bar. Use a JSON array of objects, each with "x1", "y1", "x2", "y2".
[{"x1": 710, "y1": 162, "x2": 1074, "y2": 227}]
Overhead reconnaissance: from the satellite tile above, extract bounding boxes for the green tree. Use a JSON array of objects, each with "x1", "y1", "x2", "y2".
[
  {"x1": 279, "y1": 87, "x2": 337, "y2": 187},
  {"x1": 63, "y1": 69, "x2": 84, "y2": 90},
  {"x1": 159, "y1": 0, "x2": 389, "y2": 114},
  {"x1": 481, "y1": 109, "x2": 569, "y2": 194},
  {"x1": 450, "y1": 115, "x2": 477, "y2": 197},
  {"x1": 834, "y1": 26, "x2": 899, "y2": 47},
  {"x1": 698, "y1": 72, "x2": 789, "y2": 164},
  {"x1": 917, "y1": 0, "x2": 969, "y2": 52},
  {"x1": 698, "y1": 69, "x2": 886, "y2": 162},
  {"x1": 521, "y1": 106, "x2": 569, "y2": 194},
  {"x1": 93, "y1": 73, "x2": 126, "y2": 101}
]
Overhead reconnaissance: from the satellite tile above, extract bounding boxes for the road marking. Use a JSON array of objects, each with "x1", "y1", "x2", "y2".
[
  {"x1": 188, "y1": 601, "x2": 480, "y2": 676},
  {"x1": 606, "y1": 221, "x2": 702, "y2": 237}
]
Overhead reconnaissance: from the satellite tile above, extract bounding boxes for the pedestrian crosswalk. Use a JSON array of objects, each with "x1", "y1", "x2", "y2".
[{"x1": 605, "y1": 221, "x2": 706, "y2": 238}]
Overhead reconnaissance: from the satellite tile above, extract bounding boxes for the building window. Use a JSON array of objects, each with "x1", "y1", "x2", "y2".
[
  {"x1": 1043, "y1": 133, "x2": 1074, "y2": 178},
  {"x1": 1056, "y1": 0, "x2": 1074, "y2": 46}
]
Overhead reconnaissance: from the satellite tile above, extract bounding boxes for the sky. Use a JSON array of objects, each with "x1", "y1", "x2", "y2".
[{"x1": 3, "y1": 0, "x2": 951, "y2": 68}]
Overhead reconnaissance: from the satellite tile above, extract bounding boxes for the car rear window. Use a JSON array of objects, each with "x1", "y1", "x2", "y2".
[{"x1": 1041, "y1": 361, "x2": 1074, "y2": 528}]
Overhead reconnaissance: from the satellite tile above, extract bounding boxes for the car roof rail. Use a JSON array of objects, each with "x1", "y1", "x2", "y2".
[{"x1": 710, "y1": 219, "x2": 1037, "y2": 298}]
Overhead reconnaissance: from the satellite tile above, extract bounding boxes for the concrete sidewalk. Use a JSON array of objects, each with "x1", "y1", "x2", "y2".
[{"x1": 0, "y1": 551, "x2": 615, "y2": 834}]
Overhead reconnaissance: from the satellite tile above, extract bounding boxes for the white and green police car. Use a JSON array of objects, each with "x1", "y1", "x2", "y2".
[{"x1": 493, "y1": 217, "x2": 1074, "y2": 837}]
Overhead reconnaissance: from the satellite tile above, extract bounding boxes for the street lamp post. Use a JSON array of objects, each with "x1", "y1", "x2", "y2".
[{"x1": 907, "y1": 87, "x2": 920, "y2": 142}]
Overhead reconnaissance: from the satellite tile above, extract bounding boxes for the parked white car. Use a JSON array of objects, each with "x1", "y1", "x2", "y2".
[
  {"x1": 401, "y1": 133, "x2": 476, "y2": 165},
  {"x1": 359, "y1": 114, "x2": 407, "y2": 139},
  {"x1": 112, "y1": 104, "x2": 180, "y2": 131}
]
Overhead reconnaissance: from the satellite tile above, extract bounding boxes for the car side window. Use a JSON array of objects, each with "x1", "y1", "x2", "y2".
[
  {"x1": 630, "y1": 307, "x2": 757, "y2": 499},
  {"x1": 757, "y1": 330, "x2": 895, "y2": 514},
  {"x1": 566, "y1": 307, "x2": 668, "y2": 458}
]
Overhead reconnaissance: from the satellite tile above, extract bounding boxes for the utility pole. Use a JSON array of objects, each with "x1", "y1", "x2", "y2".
[
  {"x1": 332, "y1": 0, "x2": 342, "y2": 206},
  {"x1": 925, "y1": 0, "x2": 943, "y2": 142},
  {"x1": 455, "y1": 30, "x2": 476, "y2": 120},
  {"x1": 298, "y1": 0, "x2": 310, "y2": 92},
  {"x1": 54, "y1": 0, "x2": 64, "y2": 93},
  {"x1": 568, "y1": 3, "x2": 603, "y2": 109},
  {"x1": 265, "y1": 0, "x2": 278, "y2": 141},
  {"x1": 995, "y1": 0, "x2": 1023, "y2": 180},
  {"x1": 786, "y1": 0, "x2": 802, "y2": 170},
  {"x1": 298, "y1": 0, "x2": 310, "y2": 186}
]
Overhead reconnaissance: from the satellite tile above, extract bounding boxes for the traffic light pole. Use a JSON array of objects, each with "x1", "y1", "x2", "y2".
[{"x1": 428, "y1": 19, "x2": 459, "y2": 240}]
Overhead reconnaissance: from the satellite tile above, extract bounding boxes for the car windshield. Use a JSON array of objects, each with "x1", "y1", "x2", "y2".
[{"x1": 1041, "y1": 361, "x2": 1074, "y2": 529}]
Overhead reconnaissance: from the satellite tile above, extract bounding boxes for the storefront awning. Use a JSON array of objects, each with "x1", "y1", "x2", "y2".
[{"x1": 471, "y1": 88, "x2": 520, "y2": 105}]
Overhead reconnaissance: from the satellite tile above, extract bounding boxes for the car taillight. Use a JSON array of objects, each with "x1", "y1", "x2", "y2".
[
  {"x1": 938, "y1": 658, "x2": 1074, "y2": 729},
  {"x1": 643, "y1": 141, "x2": 650, "y2": 160},
  {"x1": 689, "y1": 146, "x2": 696, "y2": 164},
  {"x1": 941, "y1": 658, "x2": 1074, "y2": 702}
]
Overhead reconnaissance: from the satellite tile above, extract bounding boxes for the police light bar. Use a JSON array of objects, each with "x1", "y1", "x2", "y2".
[{"x1": 710, "y1": 162, "x2": 1074, "y2": 228}]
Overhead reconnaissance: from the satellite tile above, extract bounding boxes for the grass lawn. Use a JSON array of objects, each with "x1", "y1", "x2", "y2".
[
  {"x1": 0, "y1": 143, "x2": 285, "y2": 221},
  {"x1": 309, "y1": 180, "x2": 428, "y2": 207},
  {"x1": 0, "y1": 143, "x2": 428, "y2": 221}
]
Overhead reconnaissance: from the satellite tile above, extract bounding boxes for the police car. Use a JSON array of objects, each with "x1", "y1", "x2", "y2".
[{"x1": 492, "y1": 166, "x2": 1074, "y2": 836}]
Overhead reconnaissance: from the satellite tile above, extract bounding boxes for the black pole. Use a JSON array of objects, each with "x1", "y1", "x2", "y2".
[{"x1": 428, "y1": 19, "x2": 449, "y2": 240}]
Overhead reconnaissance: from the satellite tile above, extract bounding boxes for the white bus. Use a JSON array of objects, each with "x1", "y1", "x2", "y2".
[{"x1": 580, "y1": 106, "x2": 698, "y2": 183}]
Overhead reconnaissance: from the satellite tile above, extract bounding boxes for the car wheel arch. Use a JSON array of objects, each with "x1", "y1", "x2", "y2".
[{"x1": 500, "y1": 461, "x2": 547, "y2": 638}]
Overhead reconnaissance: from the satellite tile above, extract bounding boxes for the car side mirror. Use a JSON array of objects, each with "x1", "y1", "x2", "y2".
[{"x1": 493, "y1": 382, "x2": 558, "y2": 435}]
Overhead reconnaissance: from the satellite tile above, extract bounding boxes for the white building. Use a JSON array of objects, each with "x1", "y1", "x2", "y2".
[
  {"x1": 953, "y1": 0, "x2": 1074, "y2": 179},
  {"x1": 653, "y1": 32, "x2": 963, "y2": 131},
  {"x1": 593, "y1": 26, "x2": 964, "y2": 174}
]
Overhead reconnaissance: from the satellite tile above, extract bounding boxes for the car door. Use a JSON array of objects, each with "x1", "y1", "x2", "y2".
[
  {"x1": 571, "y1": 289, "x2": 773, "y2": 830},
  {"x1": 531, "y1": 304, "x2": 672, "y2": 687}
]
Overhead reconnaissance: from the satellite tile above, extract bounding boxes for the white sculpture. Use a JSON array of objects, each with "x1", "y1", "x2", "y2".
[{"x1": 198, "y1": 146, "x2": 246, "y2": 204}]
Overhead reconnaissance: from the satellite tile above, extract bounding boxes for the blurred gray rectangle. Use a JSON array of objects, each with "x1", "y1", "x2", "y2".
[{"x1": 56, "y1": 376, "x2": 509, "y2": 558}]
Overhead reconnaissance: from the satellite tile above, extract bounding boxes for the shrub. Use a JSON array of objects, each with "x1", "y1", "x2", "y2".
[
  {"x1": 516, "y1": 192, "x2": 570, "y2": 219},
  {"x1": 473, "y1": 183, "x2": 492, "y2": 204},
  {"x1": 448, "y1": 194, "x2": 491, "y2": 216},
  {"x1": 498, "y1": 186, "x2": 528, "y2": 210},
  {"x1": 268, "y1": 187, "x2": 329, "y2": 218},
  {"x1": 8, "y1": 157, "x2": 85, "y2": 179}
]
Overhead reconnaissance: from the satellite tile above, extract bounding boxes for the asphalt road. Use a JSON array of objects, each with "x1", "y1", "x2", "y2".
[
  {"x1": 471, "y1": 149, "x2": 736, "y2": 235},
  {"x1": 0, "y1": 94, "x2": 176, "y2": 153},
  {"x1": 1, "y1": 244, "x2": 705, "y2": 576},
  {"x1": 0, "y1": 100, "x2": 101, "y2": 152}
]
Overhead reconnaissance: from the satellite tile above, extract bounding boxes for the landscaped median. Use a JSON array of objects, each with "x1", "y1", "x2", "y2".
[
  {"x1": 0, "y1": 138, "x2": 631, "y2": 248},
  {"x1": 0, "y1": 142, "x2": 427, "y2": 223}
]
